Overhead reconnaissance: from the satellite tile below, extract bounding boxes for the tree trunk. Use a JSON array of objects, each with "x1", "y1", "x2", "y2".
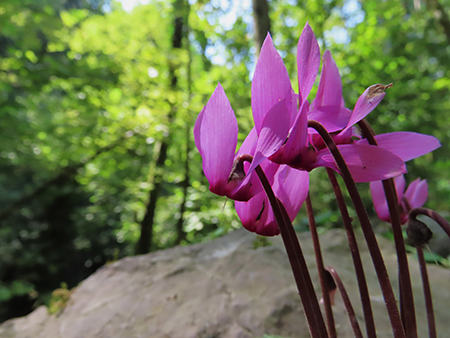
[
  {"x1": 136, "y1": 0, "x2": 185, "y2": 254},
  {"x1": 174, "y1": 0, "x2": 192, "y2": 246},
  {"x1": 174, "y1": 126, "x2": 190, "y2": 246},
  {"x1": 136, "y1": 141, "x2": 168, "y2": 254},
  {"x1": 252, "y1": 0, "x2": 271, "y2": 54}
]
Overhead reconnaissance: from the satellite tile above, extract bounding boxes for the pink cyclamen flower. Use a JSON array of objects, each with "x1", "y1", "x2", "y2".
[
  {"x1": 256, "y1": 23, "x2": 440, "y2": 183},
  {"x1": 235, "y1": 24, "x2": 410, "y2": 236},
  {"x1": 194, "y1": 83, "x2": 290, "y2": 201},
  {"x1": 304, "y1": 33, "x2": 441, "y2": 161},
  {"x1": 370, "y1": 175, "x2": 428, "y2": 224},
  {"x1": 234, "y1": 26, "x2": 403, "y2": 236},
  {"x1": 235, "y1": 163, "x2": 309, "y2": 236},
  {"x1": 228, "y1": 127, "x2": 308, "y2": 236},
  {"x1": 254, "y1": 24, "x2": 407, "y2": 182}
]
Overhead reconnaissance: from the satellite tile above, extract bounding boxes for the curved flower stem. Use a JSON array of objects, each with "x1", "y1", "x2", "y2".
[
  {"x1": 358, "y1": 119, "x2": 417, "y2": 338},
  {"x1": 326, "y1": 168, "x2": 377, "y2": 338},
  {"x1": 254, "y1": 165, "x2": 329, "y2": 338},
  {"x1": 409, "y1": 208, "x2": 450, "y2": 239},
  {"x1": 308, "y1": 119, "x2": 406, "y2": 338},
  {"x1": 403, "y1": 199, "x2": 437, "y2": 338},
  {"x1": 416, "y1": 246, "x2": 437, "y2": 338},
  {"x1": 306, "y1": 193, "x2": 337, "y2": 338},
  {"x1": 326, "y1": 267, "x2": 363, "y2": 338}
]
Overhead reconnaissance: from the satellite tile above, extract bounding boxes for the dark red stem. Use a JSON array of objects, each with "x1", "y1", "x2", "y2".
[
  {"x1": 326, "y1": 168, "x2": 377, "y2": 338},
  {"x1": 308, "y1": 119, "x2": 406, "y2": 338},
  {"x1": 416, "y1": 246, "x2": 437, "y2": 338},
  {"x1": 254, "y1": 165, "x2": 329, "y2": 338},
  {"x1": 326, "y1": 267, "x2": 364, "y2": 338},
  {"x1": 409, "y1": 208, "x2": 450, "y2": 239},
  {"x1": 358, "y1": 119, "x2": 417, "y2": 338},
  {"x1": 306, "y1": 193, "x2": 337, "y2": 338},
  {"x1": 404, "y1": 193, "x2": 437, "y2": 337}
]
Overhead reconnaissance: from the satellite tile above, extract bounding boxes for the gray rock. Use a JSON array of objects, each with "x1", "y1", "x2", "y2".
[{"x1": 1, "y1": 228, "x2": 449, "y2": 338}]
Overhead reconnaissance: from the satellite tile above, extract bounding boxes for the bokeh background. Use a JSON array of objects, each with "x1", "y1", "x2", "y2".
[{"x1": 0, "y1": 0, "x2": 449, "y2": 323}]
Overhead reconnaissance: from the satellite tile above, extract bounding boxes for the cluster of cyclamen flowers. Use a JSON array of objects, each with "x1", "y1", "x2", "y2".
[{"x1": 194, "y1": 23, "x2": 440, "y2": 236}]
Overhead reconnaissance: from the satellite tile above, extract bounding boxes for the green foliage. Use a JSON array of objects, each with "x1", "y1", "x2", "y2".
[
  {"x1": 47, "y1": 282, "x2": 75, "y2": 315},
  {"x1": 422, "y1": 249, "x2": 450, "y2": 267},
  {"x1": 0, "y1": 280, "x2": 34, "y2": 302},
  {"x1": 405, "y1": 244, "x2": 450, "y2": 267},
  {"x1": 252, "y1": 235, "x2": 272, "y2": 249}
]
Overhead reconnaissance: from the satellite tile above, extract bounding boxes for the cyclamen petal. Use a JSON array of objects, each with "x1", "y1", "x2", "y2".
[
  {"x1": 231, "y1": 99, "x2": 291, "y2": 200},
  {"x1": 404, "y1": 178, "x2": 428, "y2": 210},
  {"x1": 289, "y1": 90, "x2": 300, "y2": 126},
  {"x1": 312, "y1": 144, "x2": 407, "y2": 183},
  {"x1": 232, "y1": 127, "x2": 281, "y2": 201},
  {"x1": 371, "y1": 175, "x2": 428, "y2": 225},
  {"x1": 370, "y1": 175, "x2": 406, "y2": 223},
  {"x1": 252, "y1": 34, "x2": 293, "y2": 133},
  {"x1": 308, "y1": 105, "x2": 351, "y2": 133},
  {"x1": 346, "y1": 83, "x2": 392, "y2": 128},
  {"x1": 314, "y1": 50, "x2": 342, "y2": 108},
  {"x1": 269, "y1": 100, "x2": 309, "y2": 166},
  {"x1": 357, "y1": 132, "x2": 441, "y2": 162},
  {"x1": 236, "y1": 127, "x2": 258, "y2": 158},
  {"x1": 393, "y1": 174, "x2": 406, "y2": 204},
  {"x1": 235, "y1": 166, "x2": 309, "y2": 236},
  {"x1": 193, "y1": 107, "x2": 205, "y2": 156},
  {"x1": 370, "y1": 180, "x2": 391, "y2": 222},
  {"x1": 244, "y1": 99, "x2": 291, "y2": 180},
  {"x1": 297, "y1": 22, "x2": 321, "y2": 102},
  {"x1": 235, "y1": 160, "x2": 279, "y2": 236},
  {"x1": 273, "y1": 167, "x2": 309, "y2": 221},
  {"x1": 196, "y1": 83, "x2": 238, "y2": 196},
  {"x1": 235, "y1": 190, "x2": 273, "y2": 235}
]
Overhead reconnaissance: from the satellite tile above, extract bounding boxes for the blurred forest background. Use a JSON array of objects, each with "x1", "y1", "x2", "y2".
[{"x1": 1, "y1": 0, "x2": 449, "y2": 323}]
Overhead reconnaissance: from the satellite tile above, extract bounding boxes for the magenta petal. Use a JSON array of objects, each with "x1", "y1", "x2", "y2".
[
  {"x1": 347, "y1": 84, "x2": 390, "y2": 127},
  {"x1": 228, "y1": 169, "x2": 263, "y2": 202},
  {"x1": 232, "y1": 129, "x2": 281, "y2": 201},
  {"x1": 308, "y1": 105, "x2": 351, "y2": 132},
  {"x1": 405, "y1": 178, "x2": 428, "y2": 209},
  {"x1": 393, "y1": 174, "x2": 406, "y2": 203},
  {"x1": 330, "y1": 126, "x2": 355, "y2": 145},
  {"x1": 227, "y1": 128, "x2": 261, "y2": 201},
  {"x1": 231, "y1": 99, "x2": 290, "y2": 200},
  {"x1": 297, "y1": 23, "x2": 320, "y2": 102},
  {"x1": 370, "y1": 181, "x2": 391, "y2": 222},
  {"x1": 313, "y1": 144, "x2": 407, "y2": 182},
  {"x1": 314, "y1": 50, "x2": 342, "y2": 108},
  {"x1": 372, "y1": 132, "x2": 440, "y2": 162},
  {"x1": 289, "y1": 90, "x2": 300, "y2": 126},
  {"x1": 230, "y1": 159, "x2": 279, "y2": 202},
  {"x1": 245, "y1": 99, "x2": 290, "y2": 176},
  {"x1": 252, "y1": 34, "x2": 292, "y2": 133},
  {"x1": 235, "y1": 165, "x2": 309, "y2": 237},
  {"x1": 235, "y1": 193, "x2": 279, "y2": 236},
  {"x1": 237, "y1": 127, "x2": 257, "y2": 158},
  {"x1": 273, "y1": 167, "x2": 309, "y2": 220},
  {"x1": 285, "y1": 100, "x2": 309, "y2": 152},
  {"x1": 194, "y1": 107, "x2": 205, "y2": 156},
  {"x1": 370, "y1": 174, "x2": 406, "y2": 224},
  {"x1": 269, "y1": 100, "x2": 309, "y2": 166},
  {"x1": 200, "y1": 83, "x2": 238, "y2": 196}
]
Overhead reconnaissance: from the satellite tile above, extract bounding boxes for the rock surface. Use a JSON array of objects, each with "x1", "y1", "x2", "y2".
[{"x1": 1, "y1": 228, "x2": 449, "y2": 338}]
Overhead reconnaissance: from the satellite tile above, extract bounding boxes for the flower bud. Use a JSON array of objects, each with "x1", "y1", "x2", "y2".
[{"x1": 406, "y1": 218, "x2": 433, "y2": 247}]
